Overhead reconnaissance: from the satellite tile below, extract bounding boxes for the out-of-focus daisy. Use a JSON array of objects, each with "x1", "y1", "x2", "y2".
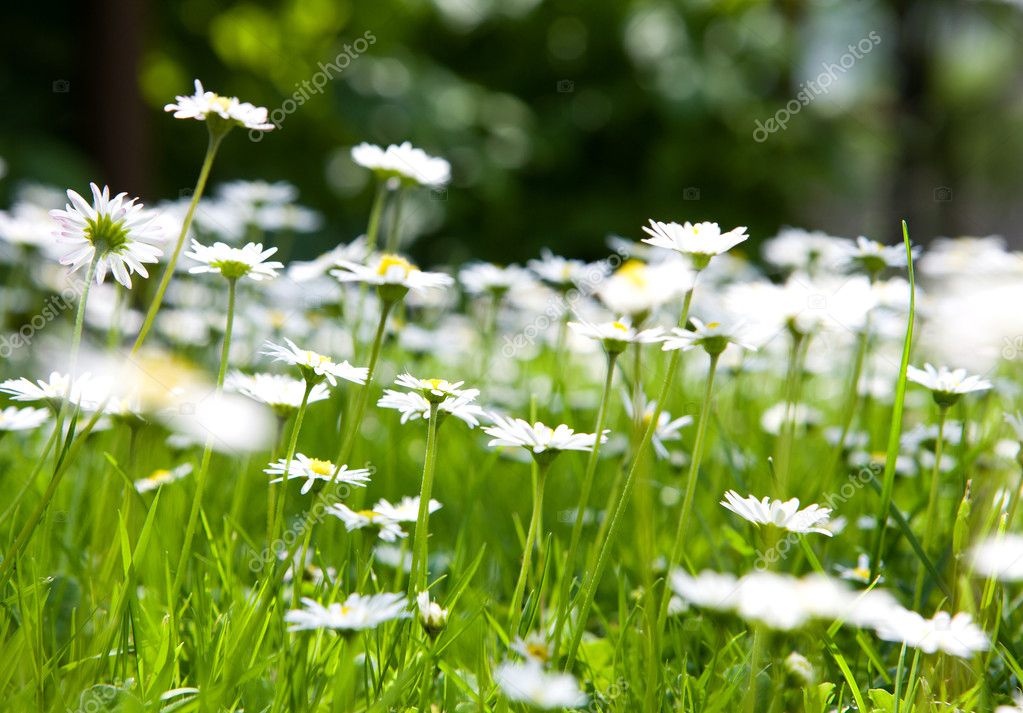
[
  {"x1": 621, "y1": 393, "x2": 691, "y2": 460},
  {"x1": 264, "y1": 455, "x2": 372, "y2": 495},
  {"x1": 326, "y1": 503, "x2": 407, "y2": 542},
  {"x1": 227, "y1": 372, "x2": 330, "y2": 418},
  {"x1": 995, "y1": 693, "x2": 1023, "y2": 713},
  {"x1": 641, "y1": 220, "x2": 749, "y2": 267},
  {"x1": 374, "y1": 496, "x2": 441, "y2": 523},
  {"x1": 906, "y1": 363, "x2": 992, "y2": 407},
  {"x1": 971, "y1": 535, "x2": 1023, "y2": 581},
  {"x1": 165, "y1": 79, "x2": 274, "y2": 132},
  {"x1": 331, "y1": 253, "x2": 453, "y2": 300},
  {"x1": 720, "y1": 490, "x2": 834, "y2": 536},
  {"x1": 835, "y1": 554, "x2": 882, "y2": 584},
  {"x1": 483, "y1": 414, "x2": 607, "y2": 460},
  {"x1": 50, "y1": 183, "x2": 163, "y2": 288},
  {"x1": 0, "y1": 405, "x2": 49, "y2": 433},
  {"x1": 493, "y1": 661, "x2": 587, "y2": 710},
  {"x1": 568, "y1": 318, "x2": 664, "y2": 355},
  {"x1": 377, "y1": 389, "x2": 486, "y2": 428},
  {"x1": 458, "y1": 262, "x2": 535, "y2": 297},
  {"x1": 841, "y1": 236, "x2": 917, "y2": 275},
  {"x1": 351, "y1": 142, "x2": 450, "y2": 188},
  {"x1": 261, "y1": 338, "x2": 367, "y2": 387},
  {"x1": 661, "y1": 318, "x2": 757, "y2": 355},
  {"x1": 134, "y1": 464, "x2": 193, "y2": 493},
  {"x1": 511, "y1": 633, "x2": 553, "y2": 664},
  {"x1": 285, "y1": 593, "x2": 410, "y2": 632},
  {"x1": 528, "y1": 249, "x2": 610, "y2": 290},
  {"x1": 287, "y1": 237, "x2": 368, "y2": 283},
  {"x1": 760, "y1": 402, "x2": 822, "y2": 436},
  {"x1": 416, "y1": 591, "x2": 448, "y2": 637},
  {"x1": 597, "y1": 259, "x2": 690, "y2": 320},
  {"x1": 874, "y1": 610, "x2": 988, "y2": 658},
  {"x1": 185, "y1": 240, "x2": 283, "y2": 281},
  {"x1": 762, "y1": 227, "x2": 851, "y2": 273}
]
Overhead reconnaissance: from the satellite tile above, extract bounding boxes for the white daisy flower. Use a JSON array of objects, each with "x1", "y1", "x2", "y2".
[
  {"x1": 762, "y1": 227, "x2": 851, "y2": 272},
  {"x1": 641, "y1": 219, "x2": 749, "y2": 266},
  {"x1": 331, "y1": 253, "x2": 454, "y2": 298},
  {"x1": 458, "y1": 262, "x2": 535, "y2": 296},
  {"x1": 841, "y1": 235, "x2": 917, "y2": 274},
  {"x1": 0, "y1": 372, "x2": 97, "y2": 410},
  {"x1": 326, "y1": 503, "x2": 407, "y2": 542},
  {"x1": 597, "y1": 259, "x2": 690, "y2": 319},
  {"x1": 285, "y1": 593, "x2": 410, "y2": 632},
  {"x1": 134, "y1": 464, "x2": 193, "y2": 493},
  {"x1": 351, "y1": 141, "x2": 451, "y2": 188},
  {"x1": 261, "y1": 338, "x2": 368, "y2": 387},
  {"x1": 493, "y1": 661, "x2": 587, "y2": 710},
  {"x1": 226, "y1": 372, "x2": 330, "y2": 417},
  {"x1": 164, "y1": 79, "x2": 274, "y2": 132},
  {"x1": 906, "y1": 363, "x2": 992, "y2": 407},
  {"x1": 511, "y1": 633, "x2": 553, "y2": 664},
  {"x1": 185, "y1": 240, "x2": 283, "y2": 281},
  {"x1": 528, "y1": 248, "x2": 610, "y2": 290},
  {"x1": 416, "y1": 591, "x2": 448, "y2": 636},
  {"x1": 393, "y1": 374, "x2": 471, "y2": 400},
  {"x1": 1, "y1": 201, "x2": 65, "y2": 250},
  {"x1": 660, "y1": 317, "x2": 757, "y2": 355},
  {"x1": 995, "y1": 692, "x2": 1023, "y2": 713},
  {"x1": 835, "y1": 553, "x2": 882, "y2": 584},
  {"x1": 377, "y1": 389, "x2": 486, "y2": 428},
  {"x1": 264, "y1": 454, "x2": 372, "y2": 495},
  {"x1": 760, "y1": 402, "x2": 822, "y2": 436},
  {"x1": 568, "y1": 318, "x2": 664, "y2": 355},
  {"x1": 287, "y1": 236, "x2": 369, "y2": 283},
  {"x1": 0, "y1": 405, "x2": 49, "y2": 432},
  {"x1": 720, "y1": 490, "x2": 834, "y2": 536},
  {"x1": 784, "y1": 652, "x2": 815, "y2": 684},
  {"x1": 621, "y1": 394, "x2": 692, "y2": 460},
  {"x1": 971, "y1": 535, "x2": 1023, "y2": 581},
  {"x1": 874, "y1": 610, "x2": 989, "y2": 658},
  {"x1": 373, "y1": 496, "x2": 441, "y2": 523},
  {"x1": 483, "y1": 414, "x2": 607, "y2": 457},
  {"x1": 49, "y1": 183, "x2": 163, "y2": 288}
]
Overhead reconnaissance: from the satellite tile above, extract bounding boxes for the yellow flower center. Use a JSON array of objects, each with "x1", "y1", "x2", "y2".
[
  {"x1": 526, "y1": 642, "x2": 550, "y2": 662},
  {"x1": 616, "y1": 260, "x2": 648, "y2": 287},
  {"x1": 611, "y1": 321, "x2": 628, "y2": 332},
  {"x1": 308, "y1": 459, "x2": 333, "y2": 476},
  {"x1": 853, "y1": 566, "x2": 870, "y2": 580},
  {"x1": 340, "y1": 605, "x2": 352, "y2": 615},
  {"x1": 146, "y1": 469, "x2": 170, "y2": 481},
  {"x1": 357, "y1": 510, "x2": 378, "y2": 520},
  {"x1": 211, "y1": 95, "x2": 233, "y2": 112},
  {"x1": 706, "y1": 322, "x2": 720, "y2": 329},
  {"x1": 427, "y1": 378, "x2": 445, "y2": 389},
  {"x1": 304, "y1": 350, "x2": 332, "y2": 367},
  {"x1": 377, "y1": 254, "x2": 415, "y2": 278}
]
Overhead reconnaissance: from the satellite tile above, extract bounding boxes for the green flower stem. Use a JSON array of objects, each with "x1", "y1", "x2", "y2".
[
  {"x1": 509, "y1": 458, "x2": 553, "y2": 635},
  {"x1": 823, "y1": 323, "x2": 871, "y2": 478},
  {"x1": 338, "y1": 298, "x2": 394, "y2": 466},
  {"x1": 409, "y1": 401, "x2": 441, "y2": 595},
  {"x1": 365, "y1": 180, "x2": 388, "y2": 253},
  {"x1": 743, "y1": 624, "x2": 765, "y2": 713},
  {"x1": 647, "y1": 350, "x2": 720, "y2": 704},
  {"x1": 70, "y1": 253, "x2": 99, "y2": 376},
  {"x1": 913, "y1": 404, "x2": 948, "y2": 608},
  {"x1": 1006, "y1": 462, "x2": 1023, "y2": 529},
  {"x1": 551, "y1": 350, "x2": 618, "y2": 656},
  {"x1": 132, "y1": 131, "x2": 224, "y2": 355},
  {"x1": 271, "y1": 380, "x2": 315, "y2": 545},
  {"x1": 564, "y1": 282, "x2": 697, "y2": 669},
  {"x1": 384, "y1": 185, "x2": 405, "y2": 254},
  {"x1": 775, "y1": 332, "x2": 808, "y2": 495},
  {"x1": 171, "y1": 276, "x2": 237, "y2": 597}
]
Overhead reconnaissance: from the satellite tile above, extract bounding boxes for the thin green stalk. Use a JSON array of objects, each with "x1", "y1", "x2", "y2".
[
  {"x1": 871, "y1": 221, "x2": 916, "y2": 581},
  {"x1": 410, "y1": 401, "x2": 441, "y2": 594},
  {"x1": 365, "y1": 180, "x2": 387, "y2": 252},
  {"x1": 338, "y1": 299, "x2": 394, "y2": 466},
  {"x1": 743, "y1": 625, "x2": 765, "y2": 713},
  {"x1": 823, "y1": 322, "x2": 871, "y2": 478},
  {"x1": 913, "y1": 405, "x2": 948, "y2": 608},
  {"x1": 552, "y1": 350, "x2": 618, "y2": 656},
  {"x1": 564, "y1": 282, "x2": 697, "y2": 669},
  {"x1": 69, "y1": 253, "x2": 99, "y2": 375},
  {"x1": 509, "y1": 459, "x2": 552, "y2": 636},
  {"x1": 384, "y1": 185, "x2": 405, "y2": 253},
  {"x1": 132, "y1": 131, "x2": 224, "y2": 354},
  {"x1": 647, "y1": 351, "x2": 720, "y2": 703},
  {"x1": 171, "y1": 276, "x2": 237, "y2": 597},
  {"x1": 271, "y1": 380, "x2": 315, "y2": 545},
  {"x1": 775, "y1": 331, "x2": 808, "y2": 494}
]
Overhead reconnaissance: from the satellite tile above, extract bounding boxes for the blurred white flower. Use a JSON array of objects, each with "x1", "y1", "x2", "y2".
[
  {"x1": 351, "y1": 141, "x2": 450, "y2": 188},
  {"x1": 332, "y1": 253, "x2": 453, "y2": 296},
  {"x1": 874, "y1": 610, "x2": 988, "y2": 658},
  {"x1": 493, "y1": 661, "x2": 586, "y2": 709},
  {"x1": 0, "y1": 405, "x2": 49, "y2": 432},
  {"x1": 907, "y1": 363, "x2": 992, "y2": 406},
  {"x1": 134, "y1": 463, "x2": 192, "y2": 493},
  {"x1": 326, "y1": 503, "x2": 407, "y2": 541},
  {"x1": 285, "y1": 593, "x2": 410, "y2": 632},
  {"x1": 971, "y1": 535, "x2": 1023, "y2": 581},
  {"x1": 374, "y1": 495, "x2": 441, "y2": 523},
  {"x1": 261, "y1": 338, "x2": 367, "y2": 387},
  {"x1": 227, "y1": 371, "x2": 330, "y2": 417}
]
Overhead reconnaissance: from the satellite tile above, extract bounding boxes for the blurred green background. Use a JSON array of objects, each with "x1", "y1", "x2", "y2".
[{"x1": 3, "y1": 0, "x2": 1023, "y2": 263}]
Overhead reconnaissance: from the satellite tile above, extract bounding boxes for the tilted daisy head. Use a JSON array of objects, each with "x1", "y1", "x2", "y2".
[
  {"x1": 720, "y1": 490, "x2": 833, "y2": 537},
  {"x1": 331, "y1": 253, "x2": 454, "y2": 302},
  {"x1": 264, "y1": 453, "x2": 371, "y2": 494},
  {"x1": 165, "y1": 79, "x2": 274, "y2": 134},
  {"x1": 641, "y1": 219, "x2": 748, "y2": 268},
  {"x1": 568, "y1": 318, "x2": 664, "y2": 355},
  {"x1": 285, "y1": 593, "x2": 410, "y2": 633},
  {"x1": 227, "y1": 371, "x2": 330, "y2": 418},
  {"x1": 394, "y1": 373, "x2": 469, "y2": 403},
  {"x1": 261, "y1": 338, "x2": 368, "y2": 387},
  {"x1": 186, "y1": 239, "x2": 283, "y2": 281},
  {"x1": 378, "y1": 389, "x2": 485, "y2": 428},
  {"x1": 351, "y1": 141, "x2": 451, "y2": 188},
  {"x1": 906, "y1": 363, "x2": 992, "y2": 408},
  {"x1": 661, "y1": 318, "x2": 757, "y2": 356},
  {"x1": 842, "y1": 236, "x2": 919, "y2": 276},
  {"x1": 50, "y1": 183, "x2": 163, "y2": 288},
  {"x1": 483, "y1": 414, "x2": 608, "y2": 464}
]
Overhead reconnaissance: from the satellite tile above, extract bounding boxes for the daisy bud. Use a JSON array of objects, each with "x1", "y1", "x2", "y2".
[{"x1": 416, "y1": 591, "x2": 448, "y2": 637}]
